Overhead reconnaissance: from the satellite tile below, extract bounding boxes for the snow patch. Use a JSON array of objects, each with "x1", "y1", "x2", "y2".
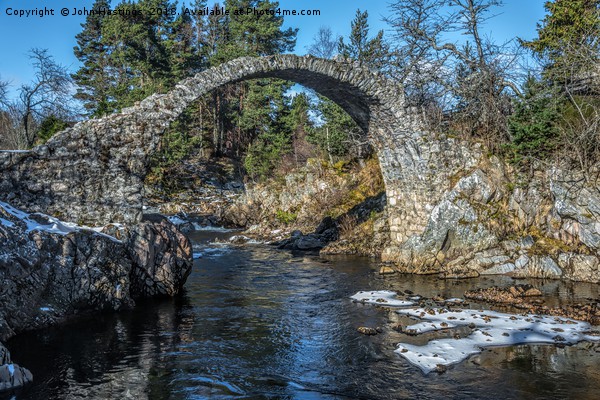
[
  {"x1": 350, "y1": 291, "x2": 414, "y2": 307},
  {"x1": 394, "y1": 307, "x2": 600, "y2": 374},
  {"x1": 192, "y1": 223, "x2": 236, "y2": 232},
  {"x1": 0, "y1": 200, "x2": 121, "y2": 242},
  {"x1": 168, "y1": 215, "x2": 187, "y2": 225}
]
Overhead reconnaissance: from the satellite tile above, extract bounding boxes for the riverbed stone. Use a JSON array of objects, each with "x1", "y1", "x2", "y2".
[
  {"x1": 379, "y1": 265, "x2": 396, "y2": 275},
  {"x1": 126, "y1": 214, "x2": 193, "y2": 298}
]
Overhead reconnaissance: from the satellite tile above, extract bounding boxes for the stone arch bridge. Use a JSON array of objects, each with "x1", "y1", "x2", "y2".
[{"x1": 0, "y1": 55, "x2": 476, "y2": 257}]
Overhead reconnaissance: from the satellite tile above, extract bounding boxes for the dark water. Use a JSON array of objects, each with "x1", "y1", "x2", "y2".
[{"x1": 4, "y1": 230, "x2": 600, "y2": 399}]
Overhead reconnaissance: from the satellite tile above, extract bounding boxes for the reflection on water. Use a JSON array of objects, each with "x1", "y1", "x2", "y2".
[{"x1": 4, "y1": 233, "x2": 600, "y2": 399}]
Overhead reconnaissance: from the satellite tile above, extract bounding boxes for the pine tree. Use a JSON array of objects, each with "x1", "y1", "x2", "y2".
[
  {"x1": 521, "y1": 0, "x2": 600, "y2": 87},
  {"x1": 506, "y1": 77, "x2": 562, "y2": 164},
  {"x1": 165, "y1": 7, "x2": 202, "y2": 82},
  {"x1": 308, "y1": 97, "x2": 362, "y2": 162},
  {"x1": 338, "y1": 9, "x2": 389, "y2": 69},
  {"x1": 210, "y1": 0, "x2": 298, "y2": 163},
  {"x1": 72, "y1": 0, "x2": 112, "y2": 116}
]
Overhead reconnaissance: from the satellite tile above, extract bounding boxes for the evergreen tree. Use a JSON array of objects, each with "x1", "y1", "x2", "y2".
[
  {"x1": 165, "y1": 7, "x2": 202, "y2": 82},
  {"x1": 506, "y1": 77, "x2": 563, "y2": 164},
  {"x1": 521, "y1": 0, "x2": 600, "y2": 87},
  {"x1": 100, "y1": 0, "x2": 177, "y2": 108},
  {"x1": 210, "y1": 0, "x2": 297, "y2": 164},
  {"x1": 72, "y1": 0, "x2": 112, "y2": 116},
  {"x1": 285, "y1": 92, "x2": 315, "y2": 165},
  {"x1": 37, "y1": 115, "x2": 69, "y2": 144},
  {"x1": 308, "y1": 95, "x2": 364, "y2": 162},
  {"x1": 338, "y1": 9, "x2": 389, "y2": 69},
  {"x1": 518, "y1": 1, "x2": 600, "y2": 170}
]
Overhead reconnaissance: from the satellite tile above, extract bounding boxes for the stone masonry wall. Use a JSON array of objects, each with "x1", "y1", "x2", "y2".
[{"x1": 0, "y1": 55, "x2": 453, "y2": 253}]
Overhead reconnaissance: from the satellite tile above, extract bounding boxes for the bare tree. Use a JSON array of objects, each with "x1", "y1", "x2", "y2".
[
  {"x1": 0, "y1": 49, "x2": 73, "y2": 149},
  {"x1": 17, "y1": 48, "x2": 72, "y2": 147},
  {"x1": 386, "y1": 0, "x2": 524, "y2": 145},
  {"x1": 306, "y1": 26, "x2": 340, "y2": 59},
  {"x1": 385, "y1": 0, "x2": 453, "y2": 129},
  {"x1": 0, "y1": 77, "x2": 7, "y2": 104},
  {"x1": 0, "y1": 103, "x2": 29, "y2": 149},
  {"x1": 556, "y1": 38, "x2": 600, "y2": 175}
]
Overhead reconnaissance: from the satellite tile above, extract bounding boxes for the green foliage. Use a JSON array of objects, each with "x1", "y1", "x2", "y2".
[
  {"x1": 520, "y1": 0, "x2": 600, "y2": 83},
  {"x1": 73, "y1": 0, "x2": 200, "y2": 116},
  {"x1": 36, "y1": 115, "x2": 69, "y2": 144},
  {"x1": 283, "y1": 92, "x2": 311, "y2": 135},
  {"x1": 275, "y1": 209, "x2": 297, "y2": 224},
  {"x1": 216, "y1": 0, "x2": 297, "y2": 60},
  {"x1": 72, "y1": 0, "x2": 112, "y2": 116},
  {"x1": 244, "y1": 129, "x2": 291, "y2": 180},
  {"x1": 338, "y1": 9, "x2": 389, "y2": 68},
  {"x1": 72, "y1": 0, "x2": 303, "y2": 175},
  {"x1": 506, "y1": 78, "x2": 563, "y2": 164},
  {"x1": 308, "y1": 98, "x2": 360, "y2": 159}
]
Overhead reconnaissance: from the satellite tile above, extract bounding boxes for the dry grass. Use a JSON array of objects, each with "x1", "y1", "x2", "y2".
[{"x1": 338, "y1": 214, "x2": 358, "y2": 236}]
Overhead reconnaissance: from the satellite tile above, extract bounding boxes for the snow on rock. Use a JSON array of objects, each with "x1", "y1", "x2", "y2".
[
  {"x1": 0, "y1": 200, "x2": 120, "y2": 242},
  {"x1": 168, "y1": 215, "x2": 187, "y2": 225},
  {"x1": 394, "y1": 307, "x2": 600, "y2": 374},
  {"x1": 351, "y1": 291, "x2": 414, "y2": 307}
]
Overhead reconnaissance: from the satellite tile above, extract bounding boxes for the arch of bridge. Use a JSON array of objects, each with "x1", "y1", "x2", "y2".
[{"x1": 0, "y1": 55, "x2": 453, "y2": 249}]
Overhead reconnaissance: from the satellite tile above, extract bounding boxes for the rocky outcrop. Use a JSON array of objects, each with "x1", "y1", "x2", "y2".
[
  {"x1": 127, "y1": 214, "x2": 193, "y2": 298},
  {"x1": 222, "y1": 158, "x2": 391, "y2": 256},
  {"x1": 0, "y1": 201, "x2": 133, "y2": 341},
  {"x1": 382, "y1": 154, "x2": 600, "y2": 283},
  {"x1": 385, "y1": 167, "x2": 501, "y2": 274},
  {"x1": 0, "y1": 343, "x2": 32, "y2": 391},
  {"x1": 0, "y1": 202, "x2": 192, "y2": 391}
]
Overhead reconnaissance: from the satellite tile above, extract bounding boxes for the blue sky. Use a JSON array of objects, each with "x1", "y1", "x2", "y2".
[{"x1": 0, "y1": 0, "x2": 547, "y2": 96}]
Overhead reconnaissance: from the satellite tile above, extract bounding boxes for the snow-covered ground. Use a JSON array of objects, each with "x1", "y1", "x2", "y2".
[{"x1": 351, "y1": 290, "x2": 600, "y2": 374}]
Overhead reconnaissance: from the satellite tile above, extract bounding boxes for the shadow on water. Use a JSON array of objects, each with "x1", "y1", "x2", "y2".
[{"x1": 3, "y1": 235, "x2": 600, "y2": 399}]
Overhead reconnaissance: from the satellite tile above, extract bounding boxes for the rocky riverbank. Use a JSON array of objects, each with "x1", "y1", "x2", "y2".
[
  {"x1": 222, "y1": 158, "x2": 391, "y2": 255},
  {"x1": 144, "y1": 149, "x2": 600, "y2": 286},
  {"x1": 0, "y1": 202, "x2": 192, "y2": 392},
  {"x1": 380, "y1": 154, "x2": 600, "y2": 283}
]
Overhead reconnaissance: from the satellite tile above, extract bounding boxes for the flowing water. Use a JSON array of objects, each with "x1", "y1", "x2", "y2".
[{"x1": 4, "y1": 229, "x2": 600, "y2": 399}]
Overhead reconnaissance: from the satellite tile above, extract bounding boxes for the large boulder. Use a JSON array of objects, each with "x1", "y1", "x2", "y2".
[
  {"x1": 0, "y1": 201, "x2": 133, "y2": 341},
  {"x1": 0, "y1": 202, "x2": 193, "y2": 392},
  {"x1": 0, "y1": 343, "x2": 32, "y2": 391},
  {"x1": 126, "y1": 214, "x2": 193, "y2": 298}
]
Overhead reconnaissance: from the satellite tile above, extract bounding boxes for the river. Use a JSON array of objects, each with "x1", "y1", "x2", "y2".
[{"x1": 3, "y1": 229, "x2": 600, "y2": 399}]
